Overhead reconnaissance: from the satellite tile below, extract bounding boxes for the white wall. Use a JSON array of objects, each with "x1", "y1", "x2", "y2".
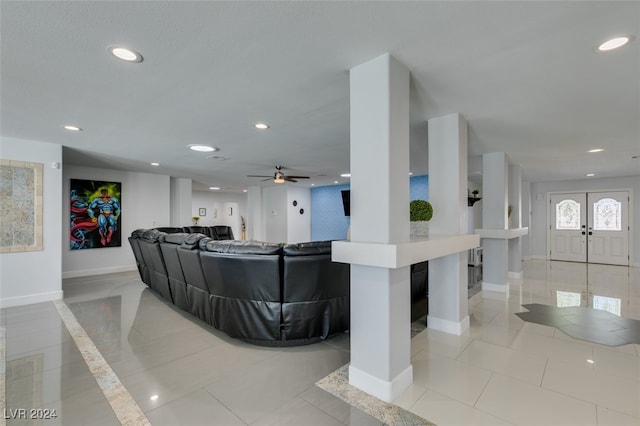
[
  {"x1": 63, "y1": 165, "x2": 171, "y2": 278},
  {"x1": 263, "y1": 186, "x2": 288, "y2": 243},
  {"x1": 192, "y1": 191, "x2": 247, "y2": 239},
  {"x1": 287, "y1": 186, "x2": 311, "y2": 243},
  {"x1": 530, "y1": 176, "x2": 640, "y2": 266},
  {"x1": 0, "y1": 137, "x2": 63, "y2": 307},
  {"x1": 258, "y1": 185, "x2": 311, "y2": 244},
  {"x1": 522, "y1": 181, "x2": 531, "y2": 258}
]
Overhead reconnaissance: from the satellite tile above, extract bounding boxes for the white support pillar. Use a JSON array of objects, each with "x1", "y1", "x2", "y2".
[
  {"x1": 348, "y1": 53, "x2": 412, "y2": 402},
  {"x1": 427, "y1": 113, "x2": 470, "y2": 335},
  {"x1": 508, "y1": 164, "x2": 523, "y2": 279},
  {"x1": 170, "y1": 177, "x2": 192, "y2": 227},
  {"x1": 481, "y1": 152, "x2": 510, "y2": 294},
  {"x1": 247, "y1": 186, "x2": 264, "y2": 241}
]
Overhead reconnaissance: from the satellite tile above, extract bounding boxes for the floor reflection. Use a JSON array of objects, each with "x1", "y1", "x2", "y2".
[{"x1": 521, "y1": 261, "x2": 639, "y2": 320}]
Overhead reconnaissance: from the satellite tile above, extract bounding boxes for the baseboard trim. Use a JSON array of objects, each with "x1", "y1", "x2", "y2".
[
  {"x1": 508, "y1": 271, "x2": 523, "y2": 279},
  {"x1": 528, "y1": 255, "x2": 548, "y2": 261},
  {"x1": 348, "y1": 364, "x2": 413, "y2": 403},
  {"x1": 62, "y1": 265, "x2": 137, "y2": 279},
  {"x1": 427, "y1": 315, "x2": 470, "y2": 336},
  {"x1": 0, "y1": 290, "x2": 63, "y2": 308},
  {"x1": 482, "y1": 281, "x2": 510, "y2": 295}
]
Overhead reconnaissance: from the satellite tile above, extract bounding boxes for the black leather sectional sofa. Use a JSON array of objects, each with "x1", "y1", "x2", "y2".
[
  {"x1": 129, "y1": 229, "x2": 350, "y2": 346},
  {"x1": 154, "y1": 225, "x2": 234, "y2": 240},
  {"x1": 128, "y1": 229, "x2": 428, "y2": 346}
]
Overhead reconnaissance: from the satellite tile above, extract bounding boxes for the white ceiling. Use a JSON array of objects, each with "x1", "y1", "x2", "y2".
[{"x1": 1, "y1": 1, "x2": 638, "y2": 192}]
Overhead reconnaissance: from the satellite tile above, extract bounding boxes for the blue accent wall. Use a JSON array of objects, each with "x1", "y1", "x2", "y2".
[
  {"x1": 311, "y1": 183, "x2": 351, "y2": 241},
  {"x1": 410, "y1": 174, "x2": 429, "y2": 201},
  {"x1": 311, "y1": 175, "x2": 428, "y2": 241}
]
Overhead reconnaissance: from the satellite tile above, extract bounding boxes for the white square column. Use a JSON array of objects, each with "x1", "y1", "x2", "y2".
[
  {"x1": 169, "y1": 178, "x2": 192, "y2": 227},
  {"x1": 247, "y1": 186, "x2": 264, "y2": 241},
  {"x1": 348, "y1": 53, "x2": 412, "y2": 402},
  {"x1": 508, "y1": 164, "x2": 523, "y2": 279},
  {"x1": 481, "y1": 152, "x2": 510, "y2": 294},
  {"x1": 427, "y1": 113, "x2": 470, "y2": 335}
]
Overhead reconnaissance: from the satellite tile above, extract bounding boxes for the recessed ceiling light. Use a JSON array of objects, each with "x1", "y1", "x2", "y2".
[
  {"x1": 340, "y1": 173, "x2": 351, "y2": 177},
  {"x1": 108, "y1": 45, "x2": 143, "y2": 63},
  {"x1": 188, "y1": 144, "x2": 217, "y2": 152},
  {"x1": 63, "y1": 125, "x2": 82, "y2": 131},
  {"x1": 150, "y1": 395, "x2": 159, "y2": 401},
  {"x1": 255, "y1": 123, "x2": 269, "y2": 130},
  {"x1": 150, "y1": 162, "x2": 160, "y2": 166},
  {"x1": 587, "y1": 148, "x2": 604, "y2": 153},
  {"x1": 586, "y1": 173, "x2": 595, "y2": 177},
  {"x1": 243, "y1": 189, "x2": 248, "y2": 193},
  {"x1": 409, "y1": 172, "x2": 413, "y2": 176},
  {"x1": 334, "y1": 181, "x2": 339, "y2": 184},
  {"x1": 596, "y1": 36, "x2": 633, "y2": 52},
  {"x1": 311, "y1": 183, "x2": 315, "y2": 186},
  {"x1": 209, "y1": 186, "x2": 220, "y2": 190}
]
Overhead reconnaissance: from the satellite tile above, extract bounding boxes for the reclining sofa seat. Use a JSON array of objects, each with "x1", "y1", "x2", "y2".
[
  {"x1": 153, "y1": 226, "x2": 184, "y2": 234},
  {"x1": 137, "y1": 229, "x2": 173, "y2": 302},
  {"x1": 159, "y1": 233, "x2": 192, "y2": 311},
  {"x1": 210, "y1": 225, "x2": 234, "y2": 240},
  {"x1": 200, "y1": 240, "x2": 283, "y2": 345},
  {"x1": 176, "y1": 233, "x2": 213, "y2": 324},
  {"x1": 282, "y1": 241, "x2": 350, "y2": 344},
  {"x1": 128, "y1": 229, "x2": 149, "y2": 284},
  {"x1": 183, "y1": 225, "x2": 209, "y2": 237}
]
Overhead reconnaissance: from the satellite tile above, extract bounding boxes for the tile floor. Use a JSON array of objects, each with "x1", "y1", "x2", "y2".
[{"x1": 2, "y1": 260, "x2": 639, "y2": 425}]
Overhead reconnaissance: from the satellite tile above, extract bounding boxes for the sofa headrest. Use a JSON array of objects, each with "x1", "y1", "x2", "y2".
[
  {"x1": 140, "y1": 229, "x2": 166, "y2": 242},
  {"x1": 179, "y1": 233, "x2": 208, "y2": 250},
  {"x1": 204, "y1": 240, "x2": 283, "y2": 255},
  {"x1": 198, "y1": 237, "x2": 213, "y2": 250},
  {"x1": 283, "y1": 241, "x2": 332, "y2": 256},
  {"x1": 154, "y1": 227, "x2": 183, "y2": 234},
  {"x1": 130, "y1": 229, "x2": 146, "y2": 238},
  {"x1": 160, "y1": 232, "x2": 190, "y2": 245}
]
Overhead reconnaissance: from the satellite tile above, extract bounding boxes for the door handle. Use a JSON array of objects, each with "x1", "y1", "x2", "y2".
[
  {"x1": 588, "y1": 232, "x2": 593, "y2": 235},
  {"x1": 581, "y1": 231, "x2": 586, "y2": 235}
]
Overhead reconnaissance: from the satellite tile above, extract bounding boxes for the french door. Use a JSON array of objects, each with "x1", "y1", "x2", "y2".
[{"x1": 550, "y1": 191, "x2": 629, "y2": 266}]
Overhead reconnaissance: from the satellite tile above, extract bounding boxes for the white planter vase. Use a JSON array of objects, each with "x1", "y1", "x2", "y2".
[{"x1": 410, "y1": 221, "x2": 430, "y2": 237}]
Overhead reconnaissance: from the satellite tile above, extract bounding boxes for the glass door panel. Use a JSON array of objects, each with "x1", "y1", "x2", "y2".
[
  {"x1": 587, "y1": 191, "x2": 629, "y2": 266},
  {"x1": 550, "y1": 193, "x2": 587, "y2": 262}
]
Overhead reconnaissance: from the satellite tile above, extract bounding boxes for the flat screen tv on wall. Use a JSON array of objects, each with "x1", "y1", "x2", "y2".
[{"x1": 341, "y1": 190, "x2": 350, "y2": 216}]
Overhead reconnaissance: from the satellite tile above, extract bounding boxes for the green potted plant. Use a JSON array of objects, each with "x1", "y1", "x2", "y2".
[
  {"x1": 192, "y1": 216, "x2": 200, "y2": 225},
  {"x1": 410, "y1": 199, "x2": 433, "y2": 237}
]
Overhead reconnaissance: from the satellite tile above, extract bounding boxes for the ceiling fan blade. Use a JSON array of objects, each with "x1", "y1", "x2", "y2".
[
  {"x1": 247, "y1": 175, "x2": 272, "y2": 178},
  {"x1": 285, "y1": 175, "x2": 309, "y2": 179},
  {"x1": 284, "y1": 177, "x2": 298, "y2": 183}
]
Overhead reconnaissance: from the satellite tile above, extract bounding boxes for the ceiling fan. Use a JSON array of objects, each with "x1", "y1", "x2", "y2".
[{"x1": 247, "y1": 165, "x2": 310, "y2": 184}]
